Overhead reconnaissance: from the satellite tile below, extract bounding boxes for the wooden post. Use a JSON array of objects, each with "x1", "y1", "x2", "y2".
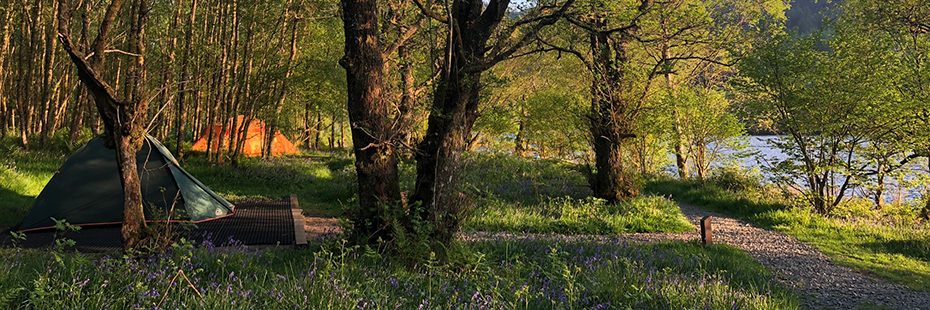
[
  {"x1": 290, "y1": 194, "x2": 307, "y2": 246},
  {"x1": 701, "y1": 216, "x2": 712, "y2": 246}
]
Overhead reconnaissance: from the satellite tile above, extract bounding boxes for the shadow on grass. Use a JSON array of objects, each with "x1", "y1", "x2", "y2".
[
  {"x1": 461, "y1": 154, "x2": 591, "y2": 206},
  {"x1": 0, "y1": 187, "x2": 31, "y2": 229},
  {"x1": 644, "y1": 178, "x2": 787, "y2": 229},
  {"x1": 862, "y1": 238, "x2": 930, "y2": 262}
]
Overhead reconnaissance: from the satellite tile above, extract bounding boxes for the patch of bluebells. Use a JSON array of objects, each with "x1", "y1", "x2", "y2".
[{"x1": 0, "y1": 236, "x2": 791, "y2": 309}]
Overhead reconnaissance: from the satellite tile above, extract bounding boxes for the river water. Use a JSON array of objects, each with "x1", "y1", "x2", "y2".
[{"x1": 665, "y1": 136, "x2": 928, "y2": 203}]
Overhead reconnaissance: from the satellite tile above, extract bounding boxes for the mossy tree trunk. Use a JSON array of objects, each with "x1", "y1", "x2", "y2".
[
  {"x1": 584, "y1": 15, "x2": 642, "y2": 203},
  {"x1": 341, "y1": 0, "x2": 403, "y2": 244}
]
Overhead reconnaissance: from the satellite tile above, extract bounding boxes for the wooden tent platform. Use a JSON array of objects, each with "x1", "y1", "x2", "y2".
[{"x1": 0, "y1": 196, "x2": 338, "y2": 252}]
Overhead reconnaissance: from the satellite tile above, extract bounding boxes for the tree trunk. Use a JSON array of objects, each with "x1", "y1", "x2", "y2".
[
  {"x1": 231, "y1": 7, "x2": 256, "y2": 166},
  {"x1": 0, "y1": 7, "x2": 12, "y2": 138},
  {"x1": 514, "y1": 102, "x2": 527, "y2": 157},
  {"x1": 589, "y1": 98, "x2": 640, "y2": 202},
  {"x1": 694, "y1": 143, "x2": 707, "y2": 180},
  {"x1": 303, "y1": 102, "x2": 312, "y2": 147},
  {"x1": 672, "y1": 110, "x2": 690, "y2": 179},
  {"x1": 660, "y1": 16, "x2": 689, "y2": 180},
  {"x1": 315, "y1": 110, "x2": 322, "y2": 149},
  {"x1": 329, "y1": 115, "x2": 336, "y2": 148},
  {"x1": 923, "y1": 157, "x2": 930, "y2": 220},
  {"x1": 394, "y1": 27, "x2": 417, "y2": 153},
  {"x1": 154, "y1": 0, "x2": 181, "y2": 151},
  {"x1": 58, "y1": 0, "x2": 151, "y2": 251},
  {"x1": 339, "y1": 121, "x2": 345, "y2": 149},
  {"x1": 341, "y1": 0, "x2": 402, "y2": 244},
  {"x1": 411, "y1": 0, "x2": 510, "y2": 243},
  {"x1": 174, "y1": 0, "x2": 197, "y2": 160},
  {"x1": 874, "y1": 161, "x2": 885, "y2": 208},
  {"x1": 224, "y1": 0, "x2": 241, "y2": 161},
  {"x1": 412, "y1": 68, "x2": 480, "y2": 242},
  {"x1": 266, "y1": 2, "x2": 299, "y2": 159},
  {"x1": 40, "y1": 1, "x2": 60, "y2": 143},
  {"x1": 20, "y1": 1, "x2": 42, "y2": 149},
  {"x1": 121, "y1": 0, "x2": 151, "y2": 249},
  {"x1": 67, "y1": 88, "x2": 87, "y2": 143}
]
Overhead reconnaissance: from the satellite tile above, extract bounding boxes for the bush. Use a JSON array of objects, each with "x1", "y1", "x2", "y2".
[
  {"x1": 708, "y1": 165, "x2": 763, "y2": 192},
  {"x1": 830, "y1": 198, "x2": 924, "y2": 225}
]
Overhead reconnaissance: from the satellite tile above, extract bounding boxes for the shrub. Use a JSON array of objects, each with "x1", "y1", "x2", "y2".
[{"x1": 708, "y1": 165, "x2": 763, "y2": 193}]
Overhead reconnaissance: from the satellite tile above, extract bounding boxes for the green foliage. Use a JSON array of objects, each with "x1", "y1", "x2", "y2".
[
  {"x1": 477, "y1": 53, "x2": 590, "y2": 158},
  {"x1": 671, "y1": 87, "x2": 748, "y2": 179},
  {"x1": 732, "y1": 0, "x2": 930, "y2": 214},
  {"x1": 735, "y1": 28, "x2": 905, "y2": 213}
]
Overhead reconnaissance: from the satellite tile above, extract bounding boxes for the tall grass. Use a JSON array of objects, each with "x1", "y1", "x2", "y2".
[{"x1": 0, "y1": 239, "x2": 797, "y2": 309}]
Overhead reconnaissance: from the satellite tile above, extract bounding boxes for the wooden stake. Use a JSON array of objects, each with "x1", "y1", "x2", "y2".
[{"x1": 701, "y1": 216, "x2": 713, "y2": 246}]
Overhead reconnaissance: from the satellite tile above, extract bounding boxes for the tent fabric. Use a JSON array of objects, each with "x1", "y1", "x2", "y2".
[
  {"x1": 17, "y1": 136, "x2": 234, "y2": 231},
  {"x1": 191, "y1": 115, "x2": 299, "y2": 157}
]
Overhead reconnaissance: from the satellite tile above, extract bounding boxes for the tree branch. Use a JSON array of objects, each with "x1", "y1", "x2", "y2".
[
  {"x1": 382, "y1": 22, "x2": 420, "y2": 59},
  {"x1": 411, "y1": 0, "x2": 448, "y2": 23},
  {"x1": 470, "y1": 0, "x2": 576, "y2": 72},
  {"x1": 57, "y1": 0, "x2": 123, "y2": 108}
]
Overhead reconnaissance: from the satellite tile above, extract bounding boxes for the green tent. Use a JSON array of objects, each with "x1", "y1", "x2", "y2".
[{"x1": 17, "y1": 136, "x2": 234, "y2": 231}]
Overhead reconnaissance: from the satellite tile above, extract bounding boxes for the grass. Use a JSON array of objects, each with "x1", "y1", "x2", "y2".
[
  {"x1": 0, "y1": 142, "x2": 799, "y2": 308},
  {"x1": 466, "y1": 196, "x2": 694, "y2": 234},
  {"x1": 0, "y1": 144, "x2": 65, "y2": 229},
  {"x1": 183, "y1": 153, "x2": 356, "y2": 217},
  {"x1": 646, "y1": 176, "x2": 930, "y2": 292},
  {"x1": 462, "y1": 154, "x2": 693, "y2": 234},
  {"x1": 2, "y1": 146, "x2": 693, "y2": 235},
  {"x1": 0, "y1": 143, "x2": 355, "y2": 228},
  {"x1": 0, "y1": 239, "x2": 797, "y2": 309}
]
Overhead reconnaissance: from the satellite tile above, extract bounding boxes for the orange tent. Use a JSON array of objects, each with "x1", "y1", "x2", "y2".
[{"x1": 191, "y1": 115, "x2": 299, "y2": 157}]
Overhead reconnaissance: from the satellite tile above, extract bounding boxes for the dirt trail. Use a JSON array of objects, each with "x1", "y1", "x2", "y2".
[
  {"x1": 461, "y1": 203, "x2": 930, "y2": 309},
  {"x1": 677, "y1": 203, "x2": 930, "y2": 310}
]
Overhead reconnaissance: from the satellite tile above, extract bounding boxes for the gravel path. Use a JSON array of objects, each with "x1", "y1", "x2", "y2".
[
  {"x1": 461, "y1": 203, "x2": 930, "y2": 309},
  {"x1": 676, "y1": 203, "x2": 930, "y2": 310}
]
